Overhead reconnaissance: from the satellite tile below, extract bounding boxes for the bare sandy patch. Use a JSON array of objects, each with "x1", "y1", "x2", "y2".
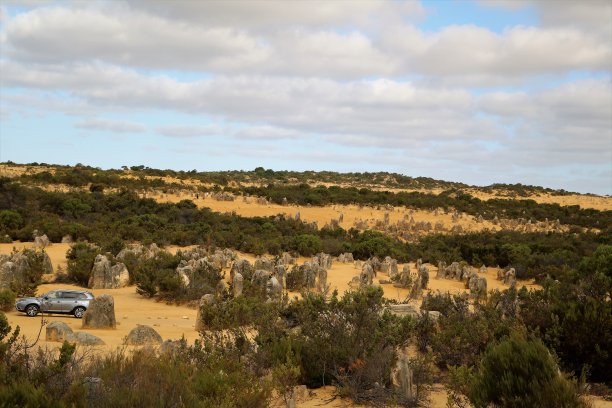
[{"x1": 149, "y1": 190, "x2": 566, "y2": 236}]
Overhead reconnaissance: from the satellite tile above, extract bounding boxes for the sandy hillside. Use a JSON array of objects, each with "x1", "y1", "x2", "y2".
[
  {"x1": 2, "y1": 163, "x2": 609, "y2": 211},
  {"x1": 148, "y1": 190, "x2": 570, "y2": 236}
]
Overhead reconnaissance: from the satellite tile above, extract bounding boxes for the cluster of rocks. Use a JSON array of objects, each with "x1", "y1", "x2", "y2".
[
  {"x1": 211, "y1": 192, "x2": 235, "y2": 201},
  {"x1": 46, "y1": 318, "x2": 163, "y2": 347},
  {"x1": 497, "y1": 267, "x2": 516, "y2": 286},
  {"x1": 312, "y1": 252, "x2": 332, "y2": 270},
  {"x1": 495, "y1": 217, "x2": 564, "y2": 233},
  {"x1": 336, "y1": 252, "x2": 354, "y2": 263},
  {"x1": 46, "y1": 322, "x2": 105, "y2": 346},
  {"x1": 437, "y1": 261, "x2": 488, "y2": 299},
  {"x1": 294, "y1": 260, "x2": 328, "y2": 293},
  {"x1": 0, "y1": 249, "x2": 53, "y2": 290},
  {"x1": 88, "y1": 254, "x2": 130, "y2": 289},
  {"x1": 436, "y1": 261, "x2": 471, "y2": 281},
  {"x1": 33, "y1": 233, "x2": 50, "y2": 249},
  {"x1": 408, "y1": 260, "x2": 429, "y2": 299},
  {"x1": 116, "y1": 243, "x2": 161, "y2": 261},
  {"x1": 256, "y1": 197, "x2": 269, "y2": 205}
]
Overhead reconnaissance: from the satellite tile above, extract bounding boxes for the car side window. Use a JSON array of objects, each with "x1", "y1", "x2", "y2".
[
  {"x1": 78, "y1": 293, "x2": 89, "y2": 299},
  {"x1": 63, "y1": 292, "x2": 78, "y2": 299},
  {"x1": 46, "y1": 291, "x2": 58, "y2": 299}
]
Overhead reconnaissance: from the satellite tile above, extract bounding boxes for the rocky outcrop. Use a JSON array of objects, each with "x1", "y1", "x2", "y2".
[
  {"x1": 125, "y1": 325, "x2": 163, "y2": 345},
  {"x1": 266, "y1": 276, "x2": 283, "y2": 300},
  {"x1": 0, "y1": 249, "x2": 53, "y2": 290},
  {"x1": 230, "y1": 259, "x2": 253, "y2": 281},
  {"x1": 82, "y1": 294, "x2": 116, "y2": 329},
  {"x1": 233, "y1": 273, "x2": 244, "y2": 297},
  {"x1": 88, "y1": 254, "x2": 129, "y2": 289},
  {"x1": 33, "y1": 234, "x2": 50, "y2": 249},
  {"x1": 116, "y1": 243, "x2": 160, "y2": 262},
  {"x1": 254, "y1": 257, "x2": 275, "y2": 272}
]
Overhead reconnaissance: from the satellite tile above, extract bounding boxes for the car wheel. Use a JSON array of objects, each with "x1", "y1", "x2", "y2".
[
  {"x1": 25, "y1": 304, "x2": 39, "y2": 317},
  {"x1": 73, "y1": 307, "x2": 86, "y2": 318}
]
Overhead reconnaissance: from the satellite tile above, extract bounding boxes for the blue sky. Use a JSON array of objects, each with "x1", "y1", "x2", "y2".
[{"x1": 0, "y1": 0, "x2": 610, "y2": 194}]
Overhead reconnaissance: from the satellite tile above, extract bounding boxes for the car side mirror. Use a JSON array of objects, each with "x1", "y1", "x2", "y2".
[{"x1": 43, "y1": 296, "x2": 48, "y2": 300}]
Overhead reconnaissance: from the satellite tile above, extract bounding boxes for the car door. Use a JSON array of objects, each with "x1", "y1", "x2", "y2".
[
  {"x1": 42, "y1": 291, "x2": 63, "y2": 312},
  {"x1": 60, "y1": 291, "x2": 80, "y2": 312}
]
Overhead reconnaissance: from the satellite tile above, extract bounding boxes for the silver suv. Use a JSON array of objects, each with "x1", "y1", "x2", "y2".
[{"x1": 15, "y1": 290, "x2": 94, "y2": 318}]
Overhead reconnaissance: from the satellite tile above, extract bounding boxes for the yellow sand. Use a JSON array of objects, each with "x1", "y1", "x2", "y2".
[{"x1": 149, "y1": 190, "x2": 570, "y2": 235}]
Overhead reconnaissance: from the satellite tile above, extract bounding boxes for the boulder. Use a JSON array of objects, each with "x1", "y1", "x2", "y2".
[
  {"x1": 393, "y1": 353, "x2": 416, "y2": 401},
  {"x1": 300, "y1": 262, "x2": 317, "y2": 289},
  {"x1": 0, "y1": 249, "x2": 53, "y2": 290},
  {"x1": 274, "y1": 264, "x2": 287, "y2": 289},
  {"x1": 82, "y1": 294, "x2": 116, "y2": 329},
  {"x1": 280, "y1": 252, "x2": 296, "y2": 266},
  {"x1": 254, "y1": 257, "x2": 275, "y2": 272},
  {"x1": 33, "y1": 234, "x2": 50, "y2": 249},
  {"x1": 46, "y1": 321, "x2": 74, "y2": 342},
  {"x1": 313, "y1": 252, "x2": 332, "y2": 270},
  {"x1": 266, "y1": 276, "x2": 283, "y2": 300},
  {"x1": 66, "y1": 332, "x2": 105, "y2": 346},
  {"x1": 360, "y1": 263, "x2": 374, "y2": 287},
  {"x1": 230, "y1": 259, "x2": 253, "y2": 281},
  {"x1": 125, "y1": 325, "x2": 163, "y2": 345},
  {"x1": 233, "y1": 273, "x2": 244, "y2": 297},
  {"x1": 195, "y1": 294, "x2": 215, "y2": 332},
  {"x1": 88, "y1": 254, "x2": 129, "y2": 289},
  {"x1": 159, "y1": 339, "x2": 181, "y2": 355},
  {"x1": 252, "y1": 269, "x2": 272, "y2": 287},
  {"x1": 317, "y1": 267, "x2": 328, "y2": 293}
]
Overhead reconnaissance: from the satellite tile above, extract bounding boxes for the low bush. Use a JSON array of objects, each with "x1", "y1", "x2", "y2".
[
  {"x1": 0, "y1": 289, "x2": 16, "y2": 312},
  {"x1": 468, "y1": 334, "x2": 588, "y2": 408},
  {"x1": 66, "y1": 243, "x2": 99, "y2": 286}
]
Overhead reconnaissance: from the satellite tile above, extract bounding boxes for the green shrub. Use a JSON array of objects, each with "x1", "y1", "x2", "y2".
[
  {"x1": 0, "y1": 289, "x2": 16, "y2": 312},
  {"x1": 66, "y1": 243, "x2": 99, "y2": 286},
  {"x1": 8, "y1": 249, "x2": 49, "y2": 297},
  {"x1": 469, "y1": 334, "x2": 588, "y2": 408}
]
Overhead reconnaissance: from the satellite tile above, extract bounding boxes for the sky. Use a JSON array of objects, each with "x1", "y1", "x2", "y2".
[{"x1": 0, "y1": 0, "x2": 611, "y2": 194}]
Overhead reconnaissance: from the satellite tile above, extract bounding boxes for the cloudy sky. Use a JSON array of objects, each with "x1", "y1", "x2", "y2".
[{"x1": 0, "y1": 0, "x2": 610, "y2": 194}]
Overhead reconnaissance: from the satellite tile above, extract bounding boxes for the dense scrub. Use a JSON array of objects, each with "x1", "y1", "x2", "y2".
[
  {"x1": 0, "y1": 312, "x2": 269, "y2": 407},
  {"x1": 1, "y1": 178, "x2": 608, "y2": 283},
  {"x1": 7, "y1": 161, "x2": 578, "y2": 197},
  {"x1": 9, "y1": 163, "x2": 608, "y2": 229},
  {"x1": 233, "y1": 183, "x2": 609, "y2": 229}
]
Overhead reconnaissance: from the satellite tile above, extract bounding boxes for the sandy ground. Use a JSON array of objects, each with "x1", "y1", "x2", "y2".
[{"x1": 148, "y1": 190, "x2": 571, "y2": 236}]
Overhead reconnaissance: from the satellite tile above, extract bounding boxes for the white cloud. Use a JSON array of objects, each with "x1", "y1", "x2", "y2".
[
  {"x1": 156, "y1": 124, "x2": 223, "y2": 138},
  {"x1": 75, "y1": 118, "x2": 146, "y2": 133},
  {"x1": 126, "y1": 0, "x2": 427, "y2": 31},
  {"x1": 2, "y1": 2, "x2": 609, "y2": 82},
  {"x1": 380, "y1": 24, "x2": 610, "y2": 82},
  {"x1": 2, "y1": 6, "x2": 270, "y2": 71}
]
